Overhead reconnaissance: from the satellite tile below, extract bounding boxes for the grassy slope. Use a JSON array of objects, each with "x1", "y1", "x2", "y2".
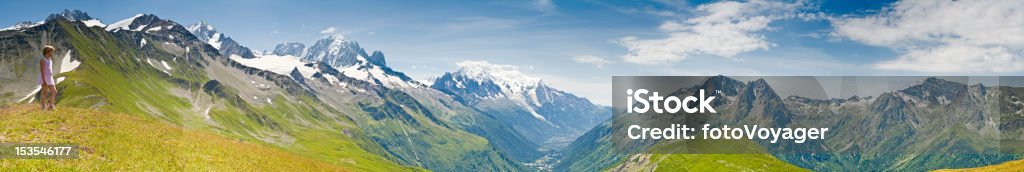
[
  {"x1": 41, "y1": 20, "x2": 417, "y2": 171},
  {"x1": 646, "y1": 154, "x2": 807, "y2": 172},
  {"x1": 934, "y1": 159, "x2": 1024, "y2": 172},
  {"x1": 0, "y1": 104, "x2": 345, "y2": 171},
  {"x1": 350, "y1": 90, "x2": 524, "y2": 171},
  {"x1": 607, "y1": 138, "x2": 807, "y2": 171},
  {"x1": 558, "y1": 123, "x2": 806, "y2": 172},
  {"x1": 638, "y1": 136, "x2": 807, "y2": 171},
  {"x1": 592, "y1": 152, "x2": 806, "y2": 172}
]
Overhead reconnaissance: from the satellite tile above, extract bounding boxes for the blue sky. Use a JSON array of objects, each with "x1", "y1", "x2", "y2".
[{"x1": 4, "y1": 0, "x2": 1024, "y2": 105}]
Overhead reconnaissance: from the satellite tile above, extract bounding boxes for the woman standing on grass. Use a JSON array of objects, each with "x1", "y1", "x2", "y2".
[{"x1": 39, "y1": 45, "x2": 56, "y2": 111}]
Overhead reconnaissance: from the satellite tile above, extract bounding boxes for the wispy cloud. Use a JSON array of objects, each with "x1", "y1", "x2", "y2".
[
  {"x1": 618, "y1": 0, "x2": 810, "y2": 65},
  {"x1": 319, "y1": 26, "x2": 336, "y2": 34},
  {"x1": 832, "y1": 0, "x2": 1024, "y2": 73},
  {"x1": 572, "y1": 55, "x2": 611, "y2": 68}
]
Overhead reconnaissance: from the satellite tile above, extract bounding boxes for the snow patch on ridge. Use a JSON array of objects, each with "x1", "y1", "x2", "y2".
[
  {"x1": 161, "y1": 60, "x2": 172, "y2": 70},
  {"x1": 208, "y1": 33, "x2": 222, "y2": 50},
  {"x1": 229, "y1": 54, "x2": 317, "y2": 79},
  {"x1": 147, "y1": 25, "x2": 168, "y2": 33},
  {"x1": 81, "y1": 19, "x2": 105, "y2": 27},
  {"x1": 17, "y1": 86, "x2": 41, "y2": 103},
  {"x1": 106, "y1": 14, "x2": 143, "y2": 31},
  {"x1": 58, "y1": 51, "x2": 80, "y2": 74}
]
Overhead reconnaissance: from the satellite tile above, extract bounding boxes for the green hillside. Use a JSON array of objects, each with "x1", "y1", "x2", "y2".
[
  {"x1": 0, "y1": 17, "x2": 526, "y2": 171},
  {"x1": 35, "y1": 20, "x2": 416, "y2": 171},
  {"x1": 613, "y1": 154, "x2": 807, "y2": 172},
  {"x1": 934, "y1": 159, "x2": 1024, "y2": 172},
  {"x1": 0, "y1": 104, "x2": 360, "y2": 171}
]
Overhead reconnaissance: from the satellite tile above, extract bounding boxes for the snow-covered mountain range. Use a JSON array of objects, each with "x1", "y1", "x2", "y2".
[
  {"x1": 432, "y1": 61, "x2": 611, "y2": 146},
  {"x1": 0, "y1": 9, "x2": 613, "y2": 170},
  {"x1": 2, "y1": 9, "x2": 103, "y2": 31},
  {"x1": 190, "y1": 20, "x2": 609, "y2": 148},
  {"x1": 258, "y1": 35, "x2": 420, "y2": 88}
]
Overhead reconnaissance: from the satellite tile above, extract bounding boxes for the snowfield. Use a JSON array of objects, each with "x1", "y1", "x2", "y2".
[
  {"x1": 82, "y1": 19, "x2": 105, "y2": 27},
  {"x1": 229, "y1": 54, "x2": 317, "y2": 79},
  {"x1": 59, "y1": 51, "x2": 81, "y2": 74},
  {"x1": 161, "y1": 60, "x2": 172, "y2": 70},
  {"x1": 208, "y1": 33, "x2": 222, "y2": 50},
  {"x1": 106, "y1": 14, "x2": 144, "y2": 31}
]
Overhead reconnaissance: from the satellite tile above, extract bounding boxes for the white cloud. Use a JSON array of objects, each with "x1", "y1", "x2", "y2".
[
  {"x1": 572, "y1": 55, "x2": 611, "y2": 68},
  {"x1": 619, "y1": 0, "x2": 808, "y2": 65},
  {"x1": 832, "y1": 0, "x2": 1024, "y2": 73},
  {"x1": 873, "y1": 44, "x2": 1024, "y2": 73},
  {"x1": 319, "y1": 26, "x2": 336, "y2": 34}
]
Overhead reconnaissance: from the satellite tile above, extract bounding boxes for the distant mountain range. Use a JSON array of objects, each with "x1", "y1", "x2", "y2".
[
  {"x1": 431, "y1": 61, "x2": 610, "y2": 147},
  {"x1": 558, "y1": 76, "x2": 1024, "y2": 171}
]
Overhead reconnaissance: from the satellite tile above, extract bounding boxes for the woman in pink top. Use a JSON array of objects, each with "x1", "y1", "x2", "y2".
[{"x1": 39, "y1": 45, "x2": 56, "y2": 111}]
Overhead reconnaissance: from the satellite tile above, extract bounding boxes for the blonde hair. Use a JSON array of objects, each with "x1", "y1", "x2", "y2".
[{"x1": 42, "y1": 45, "x2": 55, "y2": 56}]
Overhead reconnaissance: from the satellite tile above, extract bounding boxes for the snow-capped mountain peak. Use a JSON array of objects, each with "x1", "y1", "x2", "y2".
[
  {"x1": 273, "y1": 42, "x2": 306, "y2": 57},
  {"x1": 276, "y1": 36, "x2": 363, "y2": 67},
  {"x1": 46, "y1": 9, "x2": 105, "y2": 27},
  {"x1": 186, "y1": 21, "x2": 256, "y2": 58},
  {"x1": 433, "y1": 61, "x2": 550, "y2": 122},
  {"x1": 187, "y1": 20, "x2": 216, "y2": 32},
  {"x1": 186, "y1": 20, "x2": 222, "y2": 49},
  {"x1": 308, "y1": 35, "x2": 364, "y2": 66},
  {"x1": 430, "y1": 61, "x2": 611, "y2": 144},
  {"x1": 47, "y1": 9, "x2": 93, "y2": 20},
  {"x1": 453, "y1": 60, "x2": 540, "y2": 93}
]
